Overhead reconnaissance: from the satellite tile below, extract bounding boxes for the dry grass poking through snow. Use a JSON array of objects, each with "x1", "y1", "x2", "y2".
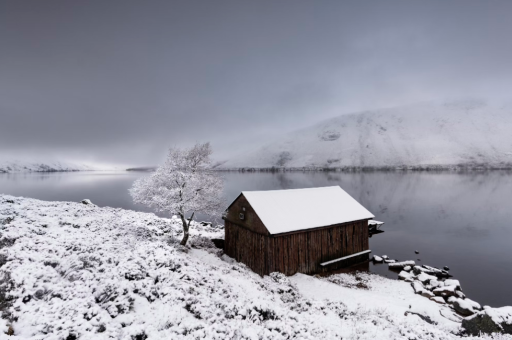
[
  {"x1": 0, "y1": 195, "x2": 510, "y2": 340},
  {"x1": 324, "y1": 272, "x2": 378, "y2": 290}
]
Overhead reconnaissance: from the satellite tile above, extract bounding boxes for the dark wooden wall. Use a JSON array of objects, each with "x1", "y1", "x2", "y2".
[
  {"x1": 224, "y1": 219, "x2": 369, "y2": 276},
  {"x1": 224, "y1": 221, "x2": 270, "y2": 275},
  {"x1": 224, "y1": 194, "x2": 269, "y2": 235}
]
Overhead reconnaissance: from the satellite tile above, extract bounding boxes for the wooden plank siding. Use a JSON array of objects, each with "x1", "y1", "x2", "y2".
[
  {"x1": 224, "y1": 219, "x2": 370, "y2": 277},
  {"x1": 224, "y1": 194, "x2": 270, "y2": 235}
]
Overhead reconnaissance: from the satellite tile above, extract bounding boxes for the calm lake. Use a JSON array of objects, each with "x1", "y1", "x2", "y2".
[{"x1": 1, "y1": 170, "x2": 511, "y2": 307}]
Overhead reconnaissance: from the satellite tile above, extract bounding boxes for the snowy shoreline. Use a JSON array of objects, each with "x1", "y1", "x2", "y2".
[
  {"x1": 0, "y1": 161, "x2": 101, "y2": 174},
  {"x1": 0, "y1": 195, "x2": 511, "y2": 339}
]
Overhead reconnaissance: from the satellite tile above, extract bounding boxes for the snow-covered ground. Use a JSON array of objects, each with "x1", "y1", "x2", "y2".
[
  {"x1": 0, "y1": 161, "x2": 99, "y2": 173},
  {"x1": 0, "y1": 195, "x2": 510, "y2": 339},
  {"x1": 222, "y1": 100, "x2": 512, "y2": 169}
]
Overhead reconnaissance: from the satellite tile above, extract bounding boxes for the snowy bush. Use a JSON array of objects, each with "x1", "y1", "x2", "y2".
[
  {"x1": 188, "y1": 235, "x2": 215, "y2": 249},
  {"x1": 325, "y1": 271, "x2": 378, "y2": 290}
]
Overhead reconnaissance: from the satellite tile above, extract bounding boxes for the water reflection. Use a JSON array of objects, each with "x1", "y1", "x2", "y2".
[{"x1": 1, "y1": 170, "x2": 512, "y2": 306}]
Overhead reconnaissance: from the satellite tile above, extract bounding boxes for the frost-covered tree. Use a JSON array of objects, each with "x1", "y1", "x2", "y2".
[{"x1": 129, "y1": 143, "x2": 224, "y2": 245}]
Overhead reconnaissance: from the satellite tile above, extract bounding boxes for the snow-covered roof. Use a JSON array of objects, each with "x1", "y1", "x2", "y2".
[{"x1": 242, "y1": 186, "x2": 374, "y2": 235}]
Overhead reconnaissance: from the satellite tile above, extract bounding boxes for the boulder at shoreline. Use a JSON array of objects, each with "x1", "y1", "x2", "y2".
[{"x1": 462, "y1": 306, "x2": 512, "y2": 335}]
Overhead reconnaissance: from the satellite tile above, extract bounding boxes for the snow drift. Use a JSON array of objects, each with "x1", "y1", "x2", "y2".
[
  {"x1": 223, "y1": 100, "x2": 512, "y2": 169},
  {"x1": 1, "y1": 195, "x2": 510, "y2": 339}
]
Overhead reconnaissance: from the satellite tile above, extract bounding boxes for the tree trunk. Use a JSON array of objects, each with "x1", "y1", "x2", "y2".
[{"x1": 179, "y1": 212, "x2": 194, "y2": 246}]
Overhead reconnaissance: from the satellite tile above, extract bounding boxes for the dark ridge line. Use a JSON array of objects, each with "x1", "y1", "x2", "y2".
[{"x1": 216, "y1": 164, "x2": 512, "y2": 173}]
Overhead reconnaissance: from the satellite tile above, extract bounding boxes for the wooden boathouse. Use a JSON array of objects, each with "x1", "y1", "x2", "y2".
[{"x1": 223, "y1": 186, "x2": 375, "y2": 276}]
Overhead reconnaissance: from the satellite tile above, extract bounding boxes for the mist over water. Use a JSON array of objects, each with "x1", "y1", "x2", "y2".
[{"x1": 1, "y1": 170, "x2": 511, "y2": 307}]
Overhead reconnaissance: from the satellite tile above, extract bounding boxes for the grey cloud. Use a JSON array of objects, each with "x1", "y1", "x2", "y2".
[{"x1": 1, "y1": 0, "x2": 512, "y2": 166}]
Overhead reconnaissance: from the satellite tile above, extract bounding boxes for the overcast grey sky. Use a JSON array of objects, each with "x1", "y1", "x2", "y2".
[{"x1": 1, "y1": 0, "x2": 512, "y2": 166}]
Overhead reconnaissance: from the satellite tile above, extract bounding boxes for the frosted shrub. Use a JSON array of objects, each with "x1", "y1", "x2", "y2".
[
  {"x1": 189, "y1": 235, "x2": 215, "y2": 250},
  {"x1": 326, "y1": 271, "x2": 377, "y2": 290}
]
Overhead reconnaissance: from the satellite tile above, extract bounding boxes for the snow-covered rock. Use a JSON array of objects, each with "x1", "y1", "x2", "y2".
[
  {"x1": 429, "y1": 280, "x2": 441, "y2": 289},
  {"x1": 444, "y1": 279, "x2": 461, "y2": 290},
  {"x1": 455, "y1": 291, "x2": 466, "y2": 299},
  {"x1": 413, "y1": 265, "x2": 450, "y2": 278},
  {"x1": 433, "y1": 286, "x2": 457, "y2": 298},
  {"x1": 417, "y1": 273, "x2": 437, "y2": 285},
  {"x1": 412, "y1": 281, "x2": 426, "y2": 294},
  {"x1": 453, "y1": 299, "x2": 478, "y2": 316},
  {"x1": 447, "y1": 296, "x2": 458, "y2": 305},
  {"x1": 372, "y1": 255, "x2": 383, "y2": 262},
  {"x1": 466, "y1": 299, "x2": 482, "y2": 311},
  {"x1": 430, "y1": 296, "x2": 446, "y2": 305},
  {"x1": 398, "y1": 270, "x2": 414, "y2": 282},
  {"x1": 462, "y1": 306, "x2": 512, "y2": 335},
  {"x1": 223, "y1": 100, "x2": 512, "y2": 170},
  {"x1": 413, "y1": 266, "x2": 429, "y2": 275},
  {"x1": 389, "y1": 260, "x2": 415, "y2": 269},
  {"x1": 434, "y1": 285, "x2": 459, "y2": 298},
  {"x1": 421, "y1": 290, "x2": 435, "y2": 298}
]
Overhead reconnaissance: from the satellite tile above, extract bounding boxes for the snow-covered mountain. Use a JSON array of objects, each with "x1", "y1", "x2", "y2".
[
  {"x1": 223, "y1": 100, "x2": 512, "y2": 169},
  {"x1": 0, "y1": 160, "x2": 98, "y2": 173}
]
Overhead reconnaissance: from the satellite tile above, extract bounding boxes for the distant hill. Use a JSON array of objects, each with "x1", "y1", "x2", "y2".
[
  {"x1": 222, "y1": 100, "x2": 512, "y2": 170},
  {"x1": 126, "y1": 166, "x2": 157, "y2": 172},
  {"x1": 0, "y1": 161, "x2": 97, "y2": 173}
]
